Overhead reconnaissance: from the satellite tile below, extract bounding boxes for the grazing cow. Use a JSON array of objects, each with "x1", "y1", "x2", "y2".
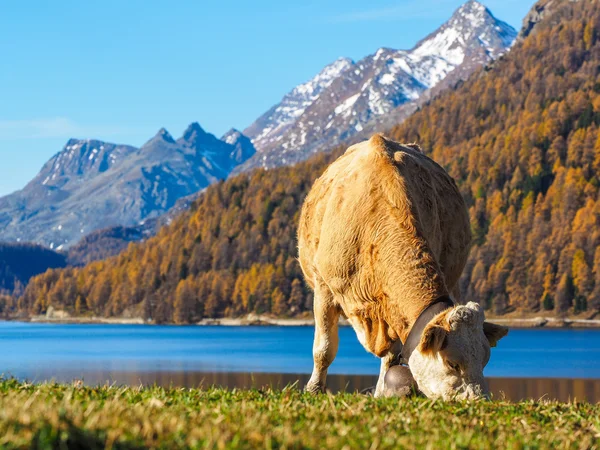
[{"x1": 298, "y1": 134, "x2": 508, "y2": 400}]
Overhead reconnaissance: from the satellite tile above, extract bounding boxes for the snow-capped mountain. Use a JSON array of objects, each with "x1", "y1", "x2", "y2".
[
  {"x1": 243, "y1": 58, "x2": 354, "y2": 154},
  {"x1": 235, "y1": 0, "x2": 517, "y2": 173},
  {"x1": 412, "y1": 0, "x2": 516, "y2": 65},
  {"x1": 0, "y1": 124, "x2": 256, "y2": 248},
  {"x1": 36, "y1": 139, "x2": 138, "y2": 188}
]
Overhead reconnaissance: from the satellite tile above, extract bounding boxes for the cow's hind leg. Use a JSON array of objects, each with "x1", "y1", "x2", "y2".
[
  {"x1": 374, "y1": 341, "x2": 403, "y2": 398},
  {"x1": 306, "y1": 281, "x2": 340, "y2": 394}
]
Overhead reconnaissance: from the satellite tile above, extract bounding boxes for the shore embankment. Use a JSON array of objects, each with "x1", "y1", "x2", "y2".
[
  {"x1": 198, "y1": 315, "x2": 600, "y2": 328},
  {"x1": 20, "y1": 313, "x2": 600, "y2": 328}
]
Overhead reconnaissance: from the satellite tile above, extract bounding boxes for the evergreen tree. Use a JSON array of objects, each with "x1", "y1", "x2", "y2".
[
  {"x1": 174, "y1": 279, "x2": 195, "y2": 324},
  {"x1": 556, "y1": 274, "x2": 574, "y2": 315}
]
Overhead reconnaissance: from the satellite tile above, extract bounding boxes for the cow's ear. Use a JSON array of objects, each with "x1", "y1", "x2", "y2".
[
  {"x1": 483, "y1": 322, "x2": 509, "y2": 347},
  {"x1": 418, "y1": 325, "x2": 448, "y2": 356}
]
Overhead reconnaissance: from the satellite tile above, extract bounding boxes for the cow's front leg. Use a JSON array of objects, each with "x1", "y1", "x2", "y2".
[
  {"x1": 306, "y1": 281, "x2": 340, "y2": 394},
  {"x1": 374, "y1": 341, "x2": 403, "y2": 398}
]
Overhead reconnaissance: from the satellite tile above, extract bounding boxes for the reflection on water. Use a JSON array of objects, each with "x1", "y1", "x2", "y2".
[{"x1": 24, "y1": 370, "x2": 600, "y2": 403}]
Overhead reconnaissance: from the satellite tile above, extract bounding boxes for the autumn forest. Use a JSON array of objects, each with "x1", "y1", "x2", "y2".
[{"x1": 4, "y1": 0, "x2": 600, "y2": 323}]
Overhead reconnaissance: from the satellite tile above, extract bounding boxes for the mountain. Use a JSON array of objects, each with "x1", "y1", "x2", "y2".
[
  {"x1": 14, "y1": 0, "x2": 600, "y2": 322},
  {"x1": 242, "y1": 58, "x2": 354, "y2": 156},
  {"x1": 65, "y1": 188, "x2": 205, "y2": 266},
  {"x1": 0, "y1": 0, "x2": 512, "y2": 254},
  {"x1": 518, "y1": 0, "x2": 557, "y2": 41},
  {"x1": 0, "y1": 124, "x2": 256, "y2": 249},
  {"x1": 235, "y1": 0, "x2": 517, "y2": 174},
  {"x1": 221, "y1": 128, "x2": 258, "y2": 164}
]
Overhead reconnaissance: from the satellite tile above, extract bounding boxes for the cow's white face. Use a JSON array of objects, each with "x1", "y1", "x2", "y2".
[{"x1": 408, "y1": 302, "x2": 508, "y2": 401}]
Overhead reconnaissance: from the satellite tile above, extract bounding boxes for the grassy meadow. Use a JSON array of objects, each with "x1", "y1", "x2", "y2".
[{"x1": 0, "y1": 379, "x2": 598, "y2": 449}]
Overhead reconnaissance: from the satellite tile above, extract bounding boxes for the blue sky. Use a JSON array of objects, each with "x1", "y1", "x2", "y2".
[{"x1": 0, "y1": 0, "x2": 534, "y2": 196}]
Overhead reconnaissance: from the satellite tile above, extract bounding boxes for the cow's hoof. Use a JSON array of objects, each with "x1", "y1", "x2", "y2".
[{"x1": 305, "y1": 381, "x2": 325, "y2": 394}]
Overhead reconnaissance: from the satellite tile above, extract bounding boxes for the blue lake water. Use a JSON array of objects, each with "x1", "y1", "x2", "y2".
[{"x1": 0, "y1": 322, "x2": 599, "y2": 380}]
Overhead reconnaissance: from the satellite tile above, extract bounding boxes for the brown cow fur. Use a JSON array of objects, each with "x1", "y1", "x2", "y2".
[{"x1": 298, "y1": 134, "x2": 472, "y2": 394}]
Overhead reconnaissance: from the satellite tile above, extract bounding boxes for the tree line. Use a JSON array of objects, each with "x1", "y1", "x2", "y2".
[{"x1": 8, "y1": 0, "x2": 600, "y2": 321}]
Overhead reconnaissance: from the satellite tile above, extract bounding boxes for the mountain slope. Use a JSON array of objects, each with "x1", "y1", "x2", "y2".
[
  {"x1": 242, "y1": 58, "x2": 354, "y2": 153},
  {"x1": 221, "y1": 128, "x2": 258, "y2": 165},
  {"x1": 0, "y1": 124, "x2": 256, "y2": 249},
  {"x1": 0, "y1": 243, "x2": 67, "y2": 295},
  {"x1": 235, "y1": 0, "x2": 517, "y2": 174},
  {"x1": 17, "y1": 0, "x2": 600, "y2": 322},
  {"x1": 65, "y1": 226, "x2": 150, "y2": 267}
]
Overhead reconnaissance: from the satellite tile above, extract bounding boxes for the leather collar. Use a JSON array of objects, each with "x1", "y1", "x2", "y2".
[{"x1": 400, "y1": 296, "x2": 454, "y2": 364}]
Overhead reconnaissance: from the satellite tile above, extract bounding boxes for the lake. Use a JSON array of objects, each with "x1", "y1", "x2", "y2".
[
  {"x1": 1, "y1": 321, "x2": 599, "y2": 378},
  {"x1": 1, "y1": 322, "x2": 600, "y2": 402}
]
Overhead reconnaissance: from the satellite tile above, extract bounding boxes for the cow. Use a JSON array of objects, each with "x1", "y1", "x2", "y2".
[{"x1": 298, "y1": 134, "x2": 508, "y2": 400}]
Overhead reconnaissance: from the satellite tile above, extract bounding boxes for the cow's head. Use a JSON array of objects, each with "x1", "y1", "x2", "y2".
[{"x1": 408, "y1": 302, "x2": 508, "y2": 400}]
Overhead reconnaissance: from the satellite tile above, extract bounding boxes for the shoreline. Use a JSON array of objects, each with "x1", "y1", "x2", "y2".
[
  {"x1": 197, "y1": 316, "x2": 600, "y2": 328},
  {"x1": 13, "y1": 314, "x2": 600, "y2": 328}
]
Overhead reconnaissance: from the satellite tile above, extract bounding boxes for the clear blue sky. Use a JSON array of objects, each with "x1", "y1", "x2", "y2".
[{"x1": 0, "y1": 0, "x2": 534, "y2": 196}]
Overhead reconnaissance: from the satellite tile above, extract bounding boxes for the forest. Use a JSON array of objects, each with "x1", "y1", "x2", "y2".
[
  {"x1": 388, "y1": 0, "x2": 600, "y2": 316},
  {"x1": 9, "y1": 0, "x2": 600, "y2": 322}
]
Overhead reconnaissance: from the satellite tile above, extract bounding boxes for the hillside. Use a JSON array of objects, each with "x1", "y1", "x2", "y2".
[
  {"x1": 66, "y1": 184, "x2": 208, "y2": 266},
  {"x1": 65, "y1": 226, "x2": 150, "y2": 266},
  {"x1": 0, "y1": 243, "x2": 66, "y2": 296},
  {"x1": 388, "y1": 0, "x2": 600, "y2": 315},
  {"x1": 0, "y1": 124, "x2": 255, "y2": 249},
  {"x1": 235, "y1": 0, "x2": 516, "y2": 174},
  {"x1": 12, "y1": 0, "x2": 600, "y2": 322}
]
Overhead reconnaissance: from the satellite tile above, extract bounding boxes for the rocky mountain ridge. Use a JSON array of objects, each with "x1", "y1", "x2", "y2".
[
  {"x1": 0, "y1": 125, "x2": 255, "y2": 249},
  {"x1": 235, "y1": 0, "x2": 517, "y2": 173}
]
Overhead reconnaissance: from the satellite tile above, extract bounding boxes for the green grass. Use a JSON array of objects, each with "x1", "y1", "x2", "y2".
[{"x1": 0, "y1": 379, "x2": 598, "y2": 449}]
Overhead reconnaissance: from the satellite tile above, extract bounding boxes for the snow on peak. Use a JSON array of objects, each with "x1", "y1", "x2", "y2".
[
  {"x1": 334, "y1": 93, "x2": 361, "y2": 117},
  {"x1": 460, "y1": 0, "x2": 488, "y2": 19},
  {"x1": 220, "y1": 129, "x2": 256, "y2": 164},
  {"x1": 222, "y1": 128, "x2": 242, "y2": 145},
  {"x1": 36, "y1": 137, "x2": 136, "y2": 188},
  {"x1": 246, "y1": 57, "x2": 354, "y2": 149},
  {"x1": 287, "y1": 57, "x2": 354, "y2": 107},
  {"x1": 412, "y1": 0, "x2": 516, "y2": 65},
  {"x1": 412, "y1": 28, "x2": 467, "y2": 66},
  {"x1": 239, "y1": 0, "x2": 517, "y2": 173},
  {"x1": 305, "y1": 58, "x2": 354, "y2": 90}
]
